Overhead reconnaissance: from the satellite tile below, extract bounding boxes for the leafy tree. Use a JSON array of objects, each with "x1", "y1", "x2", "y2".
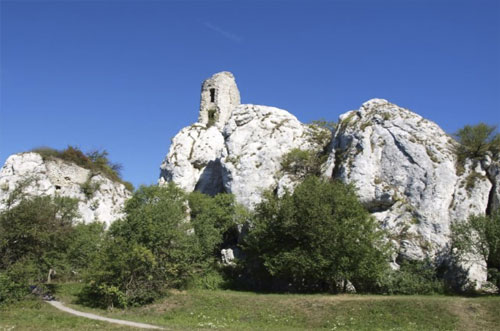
[
  {"x1": 453, "y1": 123, "x2": 500, "y2": 162},
  {"x1": 0, "y1": 195, "x2": 78, "y2": 277},
  {"x1": 0, "y1": 194, "x2": 80, "y2": 304},
  {"x1": 80, "y1": 184, "x2": 203, "y2": 307},
  {"x1": 66, "y1": 222, "x2": 106, "y2": 273},
  {"x1": 242, "y1": 176, "x2": 391, "y2": 293},
  {"x1": 451, "y1": 211, "x2": 500, "y2": 289},
  {"x1": 188, "y1": 191, "x2": 246, "y2": 260}
]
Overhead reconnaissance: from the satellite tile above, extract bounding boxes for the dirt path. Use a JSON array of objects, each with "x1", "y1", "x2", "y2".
[{"x1": 46, "y1": 300, "x2": 165, "y2": 330}]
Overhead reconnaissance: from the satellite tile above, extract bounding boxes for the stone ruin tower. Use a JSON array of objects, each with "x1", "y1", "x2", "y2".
[{"x1": 198, "y1": 71, "x2": 240, "y2": 129}]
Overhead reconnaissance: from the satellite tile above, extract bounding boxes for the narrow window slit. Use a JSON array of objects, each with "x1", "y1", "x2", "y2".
[{"x1": 210, "y1": 88, "x2": 215, "y2": 103}]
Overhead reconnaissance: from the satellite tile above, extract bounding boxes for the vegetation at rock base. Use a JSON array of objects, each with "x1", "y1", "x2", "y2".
[
  {"x1": 378, "y1": 259, "x2": 446, "y2": 295},
  {"x1": 31, "y1": 146, "x2": 134, "y2": 192},
  {"x1": 187, "y1": 191, "x2": 247, "y2": 264},
  {"x1": 78, "y1": 184, "x2": 244, "y2": 308},
  {"x1": 0, "y1": 190, "x2": 105, "y2": 304},
  {"x1": 78, "y1": 184, "x2": 196, "y2": 308},
  {"x1": 241, "y1": 176, "x2": 391, "y2": 293},
  {"x1": 453, "y1": 123, "x2": 500, "y2": 163},
  {"x1": 451, "y1": 211, "x2": 500, "y2": 289}
]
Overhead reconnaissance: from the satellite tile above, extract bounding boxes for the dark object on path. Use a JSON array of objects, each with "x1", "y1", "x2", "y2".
[{"x1": 30, "y1": 285, "x2": 56, "y2": 301}]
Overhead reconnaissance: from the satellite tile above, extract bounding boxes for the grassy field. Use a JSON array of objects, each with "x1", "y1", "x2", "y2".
[{"x1": 1, "y1": 283, "x2": 500, "y2": 330}]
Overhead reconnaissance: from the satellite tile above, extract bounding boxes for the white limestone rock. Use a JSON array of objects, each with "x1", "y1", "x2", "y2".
[
  {"x1": 159, "y1": 72, "x2": 239, "y2": 195},
  {"x1": 221, "y1": 104, "x2": 323, "y2": 208},
  {"x1": 159, "y1": 124, "x2": 225, "y2": 195},
  {"x1": 325, "y1": 99, "x2": 497, "y2": 288},
  {"x1": 159, "y1": 73, "x2": 500, "y2": 289},
  {"x1": 0, "y1": 152, "x2": 131, "y2": 227}
]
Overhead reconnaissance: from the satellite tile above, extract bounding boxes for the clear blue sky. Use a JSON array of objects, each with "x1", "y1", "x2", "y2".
[{"x1": 1, "y1": 0, "x2": 499, "y2": 188}]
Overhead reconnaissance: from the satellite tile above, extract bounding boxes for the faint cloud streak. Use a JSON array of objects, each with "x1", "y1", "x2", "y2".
[{"x1": 204, "y1": 22, "x2": 243, "y2": 43}]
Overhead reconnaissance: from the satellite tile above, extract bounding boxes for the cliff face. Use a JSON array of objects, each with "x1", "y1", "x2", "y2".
[
  {"x1": 0, "y1": 152, "x2": 131, "y2": 227},
  {"x1": 159, "y1": 72, "x2": 500, "y2": 288},
  {"x1": 324, "y1": 99, "x2": 499, "y2": 287}
]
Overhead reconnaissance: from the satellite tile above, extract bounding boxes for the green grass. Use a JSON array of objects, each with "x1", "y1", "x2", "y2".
[
  {"x1": 2, "y1": 283, "x2": 500, "y2": 330},
  {"x1": 0, "y1": 299, "x2": 133, "y2": 330}
]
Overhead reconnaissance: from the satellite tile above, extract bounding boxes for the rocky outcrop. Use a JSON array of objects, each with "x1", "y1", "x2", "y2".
[
  {"x1": 324, "y1": 99, "x2": 498, "y2": 288},
  {"x1": 159, "y1": 72, "x2": 326, "y2": 208},
  {"x1": 0, "y1": 152, "x2": 131, "y2": 227},
  {"x1": 221, "y1": 104, "x2": 324, "y2": 207},
  {"x1": 160, "y1": 73, "x2": 499, "y2": 288}
]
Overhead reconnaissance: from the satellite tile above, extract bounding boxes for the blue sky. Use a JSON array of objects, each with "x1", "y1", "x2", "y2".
[{"x1": 1, "y1": 0, "x2": 499, "y2": 188}]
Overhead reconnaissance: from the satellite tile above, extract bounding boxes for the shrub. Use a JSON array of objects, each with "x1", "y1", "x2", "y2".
[
  {"x1": 0, "y1": 272, "x2": 27, "y2": 305},
  {"x1": 80, "y1": 177, "x2": 101, "y2": 199},
  {"x1": 242, "y1": 176, "x2": 391, "y2": 293},
  {"x1": 188, "y1": 191, "x2": 246, "y2": 261},
  {"x1": 0, "y1": 193, "x2": 81, "y2": 302},
  {"x1": 79, "y1": 184, "x2": 203, "y2": 307},
  {"x1": 0, "y1": 195, "x2": 78, "y2": 273},
  {"x1": 281, "y1": 148, "x2": 325, "y2": 178},
  {"x1": 379, "y1": 260, "x2": 446, "y2": 295},
  {"x1": 307, "y1": 119, "x2": 336, "y2": 148},
  {"x1": 66, "y1": 222, "x2": 106, "y2": 275},
  {"x1": 453, "y1": 123, "x2": 500, "y2": 163}
]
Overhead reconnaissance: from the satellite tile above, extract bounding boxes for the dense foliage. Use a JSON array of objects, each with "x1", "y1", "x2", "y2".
[
  {"x1": 31, "y1": 146, "x2": 134, "y2": 191},
  {"x1": 280, "y1": 148, "x2": 325, "y2": 178},
  {"x1": 451, "y1": 211, "x2": 500, "y2": 289},
  {"x1": 379, "y1": 260, "x2": 445, "y2": 295},
  {"x1": 453, "y1": 123, "x2": 500, "y2": 162},
  {"x1": 0, "y1": 189, "x2": 105, "y2": 304},
  {"x1": 78, "y1": 184, "x2": 197, "y2": 307},
  {"x1": 241, "y1": 176, "x2": 391, "y2": 293},
  {"x1": 78, "y1": 185, "x2": 243, "y2": 307},
  {"x1": 188, "y1": 191, "x2": 246, "y2": 263}
]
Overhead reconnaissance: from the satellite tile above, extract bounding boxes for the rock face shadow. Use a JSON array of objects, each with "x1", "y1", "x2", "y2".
[{"x1": 195, "y1": 159, "x2": 225, "y2": 196}]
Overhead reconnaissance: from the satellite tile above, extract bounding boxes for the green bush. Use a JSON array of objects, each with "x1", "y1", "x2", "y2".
[
  {"x1": 66, "y1": 222, "x2": 106, "y2": 274},
  {"x1": 379, "y1": 260, "x2": 445, "y2": 295},
  {"x1": 80, "y1": 177, "x2": 101, "y2": 199},
  {"x1": 0, "y1": 192, "x2": 83, "y2": 303},
  {"x1": 281, "y1": 148, "x2": 325, "y2": 178},
  {"x1": 0, "y1": 195, "x2": 78, "y2": 274},
  {"x1": 79, "y1": 184, "x2": 204, "y2": 308},
  {"x1": 453, "y1": 123, "x2": 500, "y2": 163},
  {"x1": 0, "y1": 272, "x2": 29, "y2": 305},
  {"x1": 188, "y1": 191, "x2": 246, "y2": 261},
  {"x1": 242, "y1": 176, "x2": 391, "y2": 293}
]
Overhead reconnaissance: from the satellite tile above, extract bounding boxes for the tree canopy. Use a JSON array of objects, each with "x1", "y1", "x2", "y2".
[
  {"x1": 242, "y1": 176, "x2": 391, "y2": 293},
  {"x1": 453, "y1": 123, "x2": 500, "y2": 162}
]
